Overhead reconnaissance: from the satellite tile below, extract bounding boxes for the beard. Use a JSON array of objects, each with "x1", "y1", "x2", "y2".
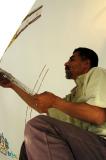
[{"x1": 65, "y1": 68, "x2": 72, "y2": 79}]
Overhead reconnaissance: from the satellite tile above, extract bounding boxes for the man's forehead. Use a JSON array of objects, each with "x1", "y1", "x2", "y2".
[{"x1": 70, "y1": 52, "x2": 80, "y2": 59}]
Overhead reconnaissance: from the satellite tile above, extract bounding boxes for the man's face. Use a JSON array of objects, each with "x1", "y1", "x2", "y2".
[{"x1": 64, "y1": 51, "x2": 89, "y2": 80}]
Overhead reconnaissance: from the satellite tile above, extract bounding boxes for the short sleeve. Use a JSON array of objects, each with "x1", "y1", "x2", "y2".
[{"x1": 85, "y1": 68, "x2": 106, "y2": 108}]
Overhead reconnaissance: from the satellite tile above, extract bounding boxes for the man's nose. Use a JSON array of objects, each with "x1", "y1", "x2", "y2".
[{"x1": 64, "y1": 61, "x2": 69, "y2": 66}]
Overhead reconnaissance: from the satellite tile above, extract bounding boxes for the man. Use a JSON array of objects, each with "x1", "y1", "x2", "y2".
[{"x1": 0, "y1": 47, "x2": 106, "y2": 160}]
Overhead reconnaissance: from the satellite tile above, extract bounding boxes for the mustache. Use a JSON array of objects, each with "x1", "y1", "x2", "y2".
[{"x1": 65, "y1": 65, "x2": 70, "y2": 70}]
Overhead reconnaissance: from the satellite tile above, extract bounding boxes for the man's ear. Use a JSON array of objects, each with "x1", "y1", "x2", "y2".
[{"x1": 84, "y1": 59, "x2": 91, "y2": 69}]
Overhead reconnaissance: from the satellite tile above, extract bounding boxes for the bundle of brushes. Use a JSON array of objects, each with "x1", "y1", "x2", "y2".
[{"x1": 0, "y1": 68, "x2": 32, "y2": 94}]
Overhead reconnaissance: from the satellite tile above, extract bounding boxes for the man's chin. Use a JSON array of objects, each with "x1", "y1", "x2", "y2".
[
  {"x1": 65, "y1": 74, "x2": 72, "y2": 79},
  {"x1": 65, "y1": 70, "x2": 73, "y2": 79}
]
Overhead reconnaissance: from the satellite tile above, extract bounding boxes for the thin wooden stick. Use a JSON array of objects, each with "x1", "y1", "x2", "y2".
[
  {"x1": 29, "y1": 68, "x2": 49, "y2": 119},
  {"x1": 25, "y1": 64, "x2": 47, "y2": 124}
]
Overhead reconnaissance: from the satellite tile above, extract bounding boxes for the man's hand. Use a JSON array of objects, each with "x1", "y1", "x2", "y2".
[
  {"x1": 34, "y1": 91, "x2": 60, "y2": 113},
  {"x1": 0, "y1": 72, "x2": 12, "y2": 88}
]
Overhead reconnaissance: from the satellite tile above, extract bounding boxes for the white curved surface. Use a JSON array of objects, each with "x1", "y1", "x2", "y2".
[{"x1": 0, "y1": 0, "x2": 106, "y2": 158}]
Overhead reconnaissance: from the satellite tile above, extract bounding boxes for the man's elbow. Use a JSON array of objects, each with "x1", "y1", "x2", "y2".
[{"x1": 94, "y1": 111, "x2": 106, "y2": 125}]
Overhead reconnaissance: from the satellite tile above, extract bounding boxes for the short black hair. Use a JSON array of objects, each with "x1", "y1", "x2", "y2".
[{"x1": 73, "y1": 47, "x2": 98, "y2": 68}]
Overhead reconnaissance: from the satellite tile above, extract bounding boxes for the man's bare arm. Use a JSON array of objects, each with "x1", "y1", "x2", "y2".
[
  {"x1": 34, "y1": 91, "x2": 106, "y2": 125},
  {"x1": 11, "y1": 83, "x2": 36, "y2": 109},
  {"x1": 0, "y1": 74, "x2": 40, "y2": 112},
  {"x1": 54, "y1": 97, "x2": 106, "y2": 125},
  {"x1": 0, "y1": 73, "x2": 106, "y2": 125}
]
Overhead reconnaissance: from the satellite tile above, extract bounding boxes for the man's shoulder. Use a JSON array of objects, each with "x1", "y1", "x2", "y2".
[
  {"x1": 88, "y1": 67, "x2": 106, "y2": 76},
  {"x1": 84, "y1": 67, "x2": 106, "y2": 84}
]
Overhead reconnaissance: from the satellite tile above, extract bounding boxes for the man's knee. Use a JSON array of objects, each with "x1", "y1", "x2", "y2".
[
  {"x1": 25, "y1": 115, "x2": 49, "y2": 132},
  {"x1": 27, "y1": 115, "x2": 46, "y2": 124}
]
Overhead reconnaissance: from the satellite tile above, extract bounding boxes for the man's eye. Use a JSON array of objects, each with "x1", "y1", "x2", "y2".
[{"x1": 69, "y1": 58, "x2": 74, "y2": 61}]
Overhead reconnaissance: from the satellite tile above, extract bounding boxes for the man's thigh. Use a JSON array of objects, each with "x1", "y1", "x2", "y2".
[{"x1": 25, "y1": 115, "x2": 106, "y2": 160}]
